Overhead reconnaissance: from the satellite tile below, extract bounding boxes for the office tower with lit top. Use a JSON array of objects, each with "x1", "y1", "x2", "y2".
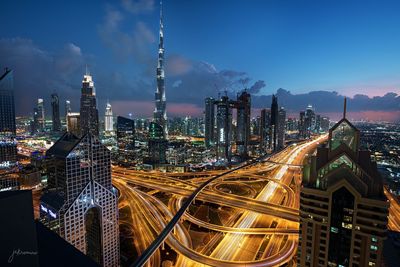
[
  {"x1": 104, "y1": 101, "x2": 113, "y2": 134},
  {"x1": 153, "y1": 1, "x2": 168, "y2": 138},
  {"x1": 51, "y1": 93, "x2": 61, "y2": 132},
  {"x1": 204, "y1": 97, "x2": 215, "y2": 148},
  {"x1": 298, "y1": 99, "x2": 388, "y2": 267},
  {"x1": 80, "y1": 70, "x2": 99, "y2": 136},
  {"x1": 40, "y1": 132, "x2": 119, "y2": 266},
  {"x1": 36, "y1": 98, "x2": 45, "y2": 132},
  {"x1": 65, "y1": 100, "x2": 71, "y2": 119},
  {"x1": 0, "y1": 68, "x2": 17, "y2": 167}
]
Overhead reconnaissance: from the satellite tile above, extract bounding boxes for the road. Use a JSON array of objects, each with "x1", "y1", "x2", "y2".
[{"x1": 115, "y1": 135, "x2": 326, "y2": 267}]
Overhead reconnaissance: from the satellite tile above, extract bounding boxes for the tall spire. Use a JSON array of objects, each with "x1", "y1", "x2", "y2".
[
  {"x1": 343, "y1": 97, "x2": 347, "y2": 118},
  {"x1": 153, "y1": 0, "x2": 168, "y2": 138}
]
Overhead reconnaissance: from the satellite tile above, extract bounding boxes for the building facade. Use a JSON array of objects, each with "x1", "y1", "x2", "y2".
[
  {"x1": 204, "y1": 97, "x2": 215, "y2": 148},
  {"x1": 277, "y1": 106, "x2": 286, "y2": 150},
  {"x1": 80, "y1": 72, "x2": 99, "y2": 136},
  {"x1": 116, "y1": 116, "x2": 135, "y2": 155},
  {"x1": 66, "y1": 112, "x2": 80, "y2": 137},
  {"x1": 270, "y1": 94, "x2": 279, "y2": 151},
  {"x1": 51, "y1": 93, "x2": 61, "y2": 132},
  {"x1": 298, "y1": 101, "x2": 388, "y2": 267},
  {"x1": 40, "y1": 133, "x2": 119, "y2": 266},
  {"x1": 0, "y1": 68, "x2": 17, "y2": 167},
  {"x1": 104, "y1": 102, "x2": 113, "y2": 133},
  {"x1": 153, "y1": 1, "x2": 168, "y2": 138},
  {"x1": 236, "y1": 91, "x2": 251, "y2": 158}
]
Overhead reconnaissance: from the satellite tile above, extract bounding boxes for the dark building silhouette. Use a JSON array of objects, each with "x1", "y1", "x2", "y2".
[
  {"x1": 0, "y1": 190, "x2": 99, "y2": 267},
  {"x1": 270, "y1": 94, "x2": 279, "y2": 151},
  {"x1": 51, "y1": 93, "x2": 61, "y2": 132},
  {"x1": 236, "y1": 91, "x2": 251, "y2": 158},
  {"x1": 148, "y1": 122, "x2": 167, "y2": 164},
  {"x1": 298, "y1": 99, "x2": 388, "y2": 267},
  {"x1": 80, "y1": 71, "x2": 99, "y2": 136},
  {"x1": 204, "y1": 97, "x2": 215, "y2": 148},
  {"x1": 277, "y1": 106, "x2": 286, "y2": 150},
  {"x1": 0, "y1": 68, "x2": 17, "y2": 166},
  {"x1": 260, "y1": 108, "x2": 271, "y2": 151},
  {"x1": 40, "y1": 133, "x2": 119, "y2": 266},
  {"x1": 117, "y1": 116, "x2": 135, "y2": 154}
]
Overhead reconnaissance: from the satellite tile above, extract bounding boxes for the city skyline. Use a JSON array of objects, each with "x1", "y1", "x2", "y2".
[{"x1": 1, "y1": 0, "x2": 400, "y2": 121}]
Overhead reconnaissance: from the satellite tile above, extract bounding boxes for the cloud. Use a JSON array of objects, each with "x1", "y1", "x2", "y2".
[
  {"x1": 98, "y1": 7, "x2": 155, "y2": 63},
  {"x1": 0, "y1": 38, "x2": 87, "y2": 114},
  {"x1": 248, "y1": 80, "x2": 266, "y2": 94},
  {"x1": 121, "y1": 0, "x2": 154, "y2": 14}
]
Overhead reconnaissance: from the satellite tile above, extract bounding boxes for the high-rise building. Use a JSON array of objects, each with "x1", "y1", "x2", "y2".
[
  {"x1": 260, "y1": 108, "x2": 271, "y2": 151},
  {"x1": 299, "y1": 111, "x2": 306, "y2": 138},
  {"x1": 148, "y1": 122, "x2": 167, "y2": 164},
  {"x1": 315, "y1": 114, "x2": 321, "y2": 133},
  {"x1": 0, "y1": 68, "x2": 17, "y2": 167},
  {"x1": 65, "y1": 100, "x2": 71, "y2": 119},
  {"x1": 277, "y1": 106, "x2": 286, "y2": 150},
  {"x1": 204, "y1": 97, "x2": 215, "y2": 148},
  {"x1": 40, "y1": 133, "x2": 119, "y2": 266},
  {"x1": 51, "y1": 93, "x2": 61, "y2": 132},
  {"x1": 236, "y1": 91, "x2": 251, "y2": 157},
  {"x1": 299, "y1": 100, "x2": 388, "y2": 267},
  {"x1": 270, "y1": 94, "x2": 279, "y2": 151},
  {"x1": 216, "y1": 96, "x2": 232, "y2": 162},
  {"x1": 116, "y1": 116, "x2": 135, "y2": 154},
  {"x1": 37, "y1": 98, "x2": 45, "y2": 131},
  {"x1": 305, "y1": 104, "x2": 315, "y2": 136},
  {"x1": 80, "y1": 71, "x2": 99, "y2": 136},
  {"x1": 153, "y1": 1, "x2": 168, "y2": 138},
  {"x1": 321, "y1": 116, "x2": 330, "y2": 132},
  {"x1": 104, "y1": 102, "x2": 113, "y2": 133},
  {"x1": 66, "y1": 112, "x2": 80, "y2": 137}
]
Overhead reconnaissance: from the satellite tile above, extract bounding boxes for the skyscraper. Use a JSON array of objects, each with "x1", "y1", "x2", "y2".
[
  {"x1": 153, "y1": 1, "x2": 168, "y2": 139},
  {"x1": 65, "y1": 100, "x2": 71, "y2": 119},
  {"x1": 298, "y1": 99, "x2": 388, "y2": 267},
  {"x1": 277, "y1": 106, "x2": 286, "y2": 150},
  {"x1": 0, "y1": 68, "x2": 17, "y2": 166},
  {"x1": 40, "y1": 133, "x2": 119, "y2": 266},
  {"x1": 104, "y1": 101, "x2": 113, "y2": 133},
  {"x1": 216, "y1": 95, "x2": 232, "y2": 162},
  {"x1": 37, "y1": 98, "x2": 45, "y2": 131},
  {"x1": 66, "y1": 112, "x2": 80, "y2": 137},
  {"x1": 116, "y1": 116, "x2": 135, "y2": 154},
  {"x1": 236, "y1": 91, "x2": 251, "y2": 158},
  {"x1": 260, "y1": 108, "x2": 271, "y2": 151},
  {"x1": 204, "y1": 97, "x2": 215, "y2": 148},
  {"x1": 51, "y1": 93, "x2": 61, "y2": 132},
  {"x1": 305, "y1": 104, "x2": 315, "y2": 136},
  {"x1": 270, "y1": 94, "x2": 279, "y2": 151},
  {"x1": 299, "y1": 111, "x2": 306, "y2": 139},
  {"x1": 148, "y1": 121, "x2": 167, "y2": 164},
  {"x1": 80, "y1": 70, "x2": 99, "y2": 136}
]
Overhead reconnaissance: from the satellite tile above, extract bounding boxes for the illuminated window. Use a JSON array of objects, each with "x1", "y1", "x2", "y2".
[
  {"x1": 330, "y1": 227, "x2": 339, "y2": 233},
  {"x1": 370, "y1": 245, "x2": 378, "y2": 251},
  {"x1": 371, "y1": 236, "x2": 378, "y2": 242},
  {"x1": 369, "y1": 261, "x2": 376, "y2": 266}
]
